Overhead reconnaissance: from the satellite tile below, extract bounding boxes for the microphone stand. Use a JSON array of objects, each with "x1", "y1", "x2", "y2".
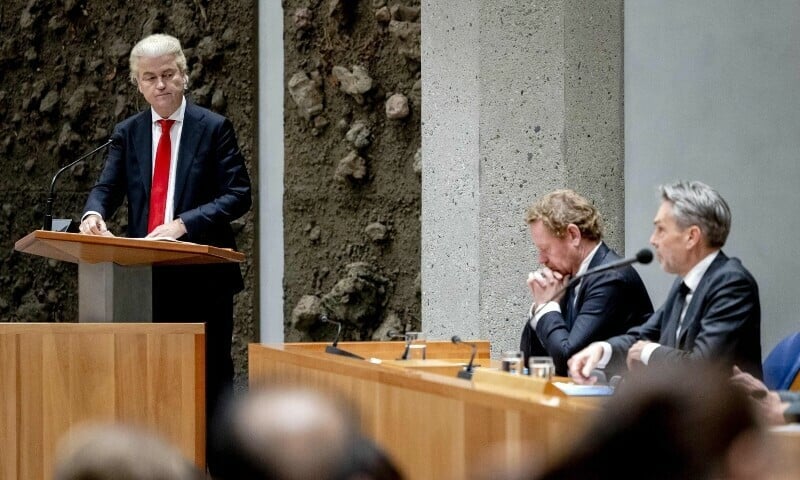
[
  {"x1": 320, "y1": 315, "x2": 363, "y2": 360},
  {"x1": 451, "y1": 336, "x2": 477, "y2": 380},
  {"x1": 43, "y1": 138, "x2": 116, "y2": 231}
]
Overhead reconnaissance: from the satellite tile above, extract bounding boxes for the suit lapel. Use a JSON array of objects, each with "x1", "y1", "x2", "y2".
[
  {"x1": 659, "y1": 279, "x2": 687, "y2": 346},
  {"x1": 573, "y1": 242, "x2": 610, "y2": 307},
  {"x1": 676, "y1": 251, "x2": 728, "y2": 347},
  {"x1": 174, "y1": 103, "x2": 206, "y2": 211},
  {"x1": 133, "y1": 111, "x2": 154, "y2": 196}
]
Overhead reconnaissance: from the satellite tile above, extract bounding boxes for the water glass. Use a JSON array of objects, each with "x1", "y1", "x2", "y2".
[
  {"x1": 501, "y1": 350, "x2": 524, "y2": 375},
  {"x1": 529, "y1": 356, "x2": 555, "y2": 381},
  {"x1": 405, "y1": 331, "x2": 427, "y2": 360}
]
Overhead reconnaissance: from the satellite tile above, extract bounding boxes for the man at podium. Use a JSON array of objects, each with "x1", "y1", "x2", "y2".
[{"x1": 78, "y1": 33, "x2": 252, "y2": 474}]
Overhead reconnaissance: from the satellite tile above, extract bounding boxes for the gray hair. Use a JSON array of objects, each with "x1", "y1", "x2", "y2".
[
  {"x1": 659, "y1": 181, "x2": 731, "y2": 248},
  {"x1": 129, "y1": 34, "x2": 189, "y2": 85}
]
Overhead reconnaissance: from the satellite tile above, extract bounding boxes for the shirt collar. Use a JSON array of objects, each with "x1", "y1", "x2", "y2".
[
  {"x1": 576, "y1": 242, "x2": 603, "y2": 277},
  {"x1": 682, "y1": 250, "x2": 720, "y2": 292},
  {"x1": 150, "y1": 96, "x2": 186, "y2": 124}
]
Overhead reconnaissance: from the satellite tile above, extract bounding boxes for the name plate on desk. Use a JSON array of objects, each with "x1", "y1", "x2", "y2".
[{"x1": 551, "y1": 382, "x2": 615, "y2": 396}]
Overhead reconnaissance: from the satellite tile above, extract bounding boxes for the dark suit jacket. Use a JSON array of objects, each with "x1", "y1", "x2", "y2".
[
  {"x1": 521, "y1": 243, "x2": 654, "y2": 376},
  {"x1": 84, "y1": 101, "x2": 252, "y2": 294},
  {"x1": 607, "y1": 251, "x2": 763, "y2": 378}
]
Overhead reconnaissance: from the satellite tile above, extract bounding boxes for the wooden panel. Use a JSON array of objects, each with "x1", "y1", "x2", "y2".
[
  {"x1": 249, "y1": 343, "x2": 800, "y2": 480},
  {"x1": 0, "y1": 334, "x2": 19, "y2": 479},
  {"x1": 249, "y1": 343, "x2": 594, "y2": 480},
  {"x1": 0, "y1": 323, "x2": 204, "y2": 480}
]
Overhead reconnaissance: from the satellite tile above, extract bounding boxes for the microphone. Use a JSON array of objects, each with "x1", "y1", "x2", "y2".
[
  {"x1": 320, "y1": 315, "x2": 363, "y2": 360},
  {"x1": 533, "y1": 248, "x2": 653, "y2": 315},
  {"x1": 451, "y1": 335, "x2": 477, "y2": 380},
  {"x1": 398, "y1": 334, "x2": 411, "y2": 360},
  {"x1": 43, "y1": 136, "x2": 120, "y2": 231}
]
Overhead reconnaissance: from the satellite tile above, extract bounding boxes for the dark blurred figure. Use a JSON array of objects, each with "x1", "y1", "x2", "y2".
[
  {"x1": 533, "y1": 362, "x2": 766, "y2": 480},
  {"x1": 339, "y1": 436, "x2": 404, "y2": 480},
  {"x1": 731, "y1": 365, "x2": 800, "y2": 425},
  {"x1": 212, "y1": 387, "x2": 404, "y2": 480},
  {"x1": 53, "y1": 423, "x2": 202, "y2": 480}
]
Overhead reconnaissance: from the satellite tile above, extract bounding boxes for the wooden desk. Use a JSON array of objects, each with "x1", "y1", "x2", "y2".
[
  {"x1": 249, "y1": 342, "x2": 595, "y2": 480},
  {"x1": 250, "y1": 341, "x2": 800, "y2": 480},
  {"x1": 0, "y1": 323, "x2": 205, "y2": 480}
]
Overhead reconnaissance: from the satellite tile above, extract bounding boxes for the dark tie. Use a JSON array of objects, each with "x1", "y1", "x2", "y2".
[
  {"x1": 148, "y1": 119, "x2": 175, "y2": 233},
  {"x1": 672, "y1": 282, "x2": 691, "y2": 345}
]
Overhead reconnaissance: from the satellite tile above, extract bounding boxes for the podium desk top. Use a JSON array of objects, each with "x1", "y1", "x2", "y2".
[{"x1": 14, "y1": 230, "x2": 244, "y2": 266}]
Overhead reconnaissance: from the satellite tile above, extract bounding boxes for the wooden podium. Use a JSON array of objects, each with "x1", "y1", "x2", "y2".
[{"x1": 14, "y1": 230, "x2": 244, "y2": 322}]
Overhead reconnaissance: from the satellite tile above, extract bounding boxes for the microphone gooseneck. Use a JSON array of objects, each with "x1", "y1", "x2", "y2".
[
  {"x1": 319, "y1": 314, "x2": 364, "y2": 360},
  {"x1": 320, "y1": 314, "x2": 342, "y2": 347},
  {"x1": 43, "y1": 136, "x2": 119, "y2": 231},
  {"x1": 451, "y1": 335, "x2": 477, "y2": 380},
  {"x1": 532, "y1": 248, "x2": 653, "y2": 315}
]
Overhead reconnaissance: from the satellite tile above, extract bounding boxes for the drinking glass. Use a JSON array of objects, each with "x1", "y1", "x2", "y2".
[
  {"x1": 501, "y1": 350, "x2": 524, "y2": 375},
  {"x1": 405, "y1": 331, "x2": 427, "y2": 360},
  {"x1": 529, "y1": 356, "x2": 555, "y2": 381}
]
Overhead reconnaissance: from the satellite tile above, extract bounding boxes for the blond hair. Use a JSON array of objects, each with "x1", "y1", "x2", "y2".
[{"x1": 525, "y1": 189, "x2": 603, "y2": 241}]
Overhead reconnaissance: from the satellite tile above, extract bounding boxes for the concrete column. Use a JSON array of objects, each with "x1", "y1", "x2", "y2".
[{"x1": 422, "y1": 0, "x2": 624, "y2": 354}]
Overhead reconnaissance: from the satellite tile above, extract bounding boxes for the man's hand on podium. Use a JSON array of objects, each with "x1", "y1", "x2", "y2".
[
  {"x1": 79, "y1": 214, "x2": 115, "y2": 237},
  {"x1": 146, "y1": 217, "x2": 187, "y2": 240}
]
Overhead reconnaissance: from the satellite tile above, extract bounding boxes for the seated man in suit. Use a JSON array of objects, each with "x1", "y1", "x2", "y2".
[
  {"x1": 520, "y1": 190, "x2": 653, "y2": 376},
  {"x1": 569, "y1": 181, "x2": 763, "y2": 383}
]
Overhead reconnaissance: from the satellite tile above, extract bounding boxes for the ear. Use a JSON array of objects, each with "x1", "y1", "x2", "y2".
[
  {"x1": 685, "y1": 225, "x2": 702, "y2": 249},
  {"x1": 136, "y1": 80, "x2": 143, "y2": 95},
  {"x1": 566, "y1": 224, "x2": 582, "y2": 246}
]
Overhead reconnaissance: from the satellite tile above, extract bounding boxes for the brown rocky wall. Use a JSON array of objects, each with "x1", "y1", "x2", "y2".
[
  {"x1": 0, "y1": 0, "x2": 258, "y2": 382},
  {"x1": 283, "y1": 0, "x2": 421, "y2": 342}
]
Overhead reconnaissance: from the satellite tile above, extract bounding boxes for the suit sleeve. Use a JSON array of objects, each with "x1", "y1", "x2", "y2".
[
  {"x1": 83, "y1": 127, "x2": 127, "y2": 219},
  {"x1": 648, "y1": 270, "x2": 759, "y2": 366},
  {"x1": 535, "y1": 272, "x2": 631, "y2": 374},
  {"x1": 178, "y1": 118, "x2": 252, "y2": 239}
]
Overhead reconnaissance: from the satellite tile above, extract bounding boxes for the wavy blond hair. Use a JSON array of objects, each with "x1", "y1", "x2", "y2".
[{"x1": 525, "y1": 189, "x2": 603, "y2": 241}]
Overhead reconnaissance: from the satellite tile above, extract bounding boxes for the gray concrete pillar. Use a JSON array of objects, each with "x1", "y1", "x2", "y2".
[{"x1": 422, "y1": 0, "x2": 624, "y2": 354}]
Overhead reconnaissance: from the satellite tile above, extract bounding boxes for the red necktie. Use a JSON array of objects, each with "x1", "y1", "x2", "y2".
[{"x1": 148, "y1": 119, "x2": 175, "y2": 233}]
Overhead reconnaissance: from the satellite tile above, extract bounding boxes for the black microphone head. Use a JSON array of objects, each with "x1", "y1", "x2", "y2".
[
  {"x1": 636, "y1": 248, "x2": 653, "y2": 264},
  {"x1": 451, "y1": 335, "x2": 461, "y2": 344}
]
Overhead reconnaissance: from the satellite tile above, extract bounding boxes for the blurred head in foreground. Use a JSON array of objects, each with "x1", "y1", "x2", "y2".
[
  {"x1": 533, "y1": 362, "x2": 766, "y2": 480},
  {"x1": 213, "y1": 386, "x2": 403, "y2": 480},
  {"x1": 53, "y1": 423, "x2": 201, "y2": 480}
]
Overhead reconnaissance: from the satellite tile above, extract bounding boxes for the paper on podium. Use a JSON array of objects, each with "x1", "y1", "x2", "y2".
[{"x1": 552, "y1": 382, "x2": 615, "y2": 396}]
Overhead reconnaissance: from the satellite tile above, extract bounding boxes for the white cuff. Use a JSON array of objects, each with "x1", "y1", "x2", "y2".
[
  {"x1": 597, "y1": 342, "x2": 613, "y2": 368},
  {"x1": 640, "y1": 342, "x2": 661, "y2": 365},
  {"x1": 529, "y1": 301, "x2": 561, "y2": 329},
  {"x1": 82, "y1": 211, "x2": 103, "y2": 222}
]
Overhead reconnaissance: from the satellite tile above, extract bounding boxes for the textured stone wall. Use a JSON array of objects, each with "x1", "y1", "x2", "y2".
[
  {"x1": 282, "y1": 0, "x2": 422, "y2": 342},
  {"x1": 0, "y1": 1, "x2": 257, "y2": 382}
]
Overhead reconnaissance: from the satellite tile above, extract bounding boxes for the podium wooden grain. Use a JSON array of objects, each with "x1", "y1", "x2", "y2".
[
  {"x1": 0, "y1": 323, "x2": 205, "y2": 480},
  {"x1": 249, "y1": 342, "x2": 595, "y2": 480}
]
